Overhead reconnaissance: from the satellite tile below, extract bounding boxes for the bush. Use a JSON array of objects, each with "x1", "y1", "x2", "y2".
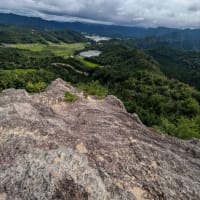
[
  {"x1": 157, "y1": 117, "x2": 200, "y2": 139},
  {"x1": 64, "y1": 91, "x2": 78, "y2": 102},
  {"x1": 77, "y1": 81, "x2": 108, "y2": 99},
  {"x1": 26, "y1": 82, "x2": 47, "y2": 93}
]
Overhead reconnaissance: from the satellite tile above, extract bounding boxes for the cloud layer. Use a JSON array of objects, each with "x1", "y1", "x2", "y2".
[{"x1": 0, "y1": 0, "x2": 200, "y2": 28}]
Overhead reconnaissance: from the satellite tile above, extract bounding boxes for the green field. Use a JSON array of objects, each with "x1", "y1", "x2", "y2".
[
  {"x1": 9, "y1": 42, "x2": 86, "y2": 58},
  {"x1": 5, "y1": 42, "x2": 100, "y2": 68},
  {"x1": 78, "y1": 57, "x2": 99, "y2": 68}
]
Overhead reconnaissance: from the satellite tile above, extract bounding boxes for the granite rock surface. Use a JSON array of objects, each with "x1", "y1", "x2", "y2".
[{"x1": 0, "y1": 78, "x2": 199, "y2": 200}]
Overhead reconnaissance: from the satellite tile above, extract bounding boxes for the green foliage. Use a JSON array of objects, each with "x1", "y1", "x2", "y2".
[
  {"x1": 148, "y1": 47, "x2": 200, "y2": 90},
  {"x1": 0, "y1": 25, "x2": 87, "y2": 44},
  {"x1": 87, "y1": 42, "x2": 161, "y2": 76},
  {"x1": 0, "y1": 69, "x2": 55, "y2": 91},
  {"x1": 78, "y1": 58, "x2": 99, "y2": 68},
  {"x1": 1, "y1": 38, "x2": 200, "y2": 140},
  {"x1": 77, "y1": 81, "x2": 108, "y2": 99},
  {"x1": 88, "y1": 42, "x2": 200, "y2": 139},
  {"x1": 64, "y1": 91, "x2": 78, "y2": 102},
  {"x1": 157, "y1": 117, "x2": 200, "y2": 139},
  {"x1": 0, "y1": 47, "x2": 91, "y2": 86},
  {"x1": 26, "y1": 82, "x2": 47, "y2": 93}
]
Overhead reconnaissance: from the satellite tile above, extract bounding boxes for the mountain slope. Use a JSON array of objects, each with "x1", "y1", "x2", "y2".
[
  {"x1": 1, "y1": 13, "x2": 200, "y2": 50},
  {"x1": 0, "y1": 78, "x2": 199, "y2": 200},
  {"x1": 86, "y1": 42, "x2": 200, "y2": 139},
  {"x1": 148, "y1": 47, "x2": 200, "y2": 89},
  {"x1": 0, "y1": 13, "x2": 200, "y2": 39},
  {"x1": 0, "y1": 24, "x2": 87, "y2": 44}
]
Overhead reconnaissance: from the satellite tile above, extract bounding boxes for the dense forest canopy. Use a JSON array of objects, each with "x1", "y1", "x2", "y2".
[
  {"x1": 148, "y1": 47, "x2": 200, "y2": 90},
  {"x1": 86, "y1": 43, "x2": 200, "y2": 139}
]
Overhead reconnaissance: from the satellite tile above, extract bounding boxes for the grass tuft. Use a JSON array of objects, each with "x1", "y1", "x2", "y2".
[
  {"x1": 64, "y1": 91, "x2": 78, "y2": 102},
  {"x1": 77, "y1": 81, "x2": 108, "y2": 99}
]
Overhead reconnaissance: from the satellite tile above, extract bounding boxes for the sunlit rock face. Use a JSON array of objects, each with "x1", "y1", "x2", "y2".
[{"x1": 0, "y1": 78, "x2": 199, "y2": 200}]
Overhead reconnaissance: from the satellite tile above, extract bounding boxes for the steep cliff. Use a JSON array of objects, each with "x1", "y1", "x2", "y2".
[{"x1": 0, "y1": 79, "x2": 199, "y2": 200}]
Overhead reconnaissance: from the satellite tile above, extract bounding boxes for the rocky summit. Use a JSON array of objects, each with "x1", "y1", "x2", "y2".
[{"x1": 0, "y1": 78, "x2": 199, "y2": 200}]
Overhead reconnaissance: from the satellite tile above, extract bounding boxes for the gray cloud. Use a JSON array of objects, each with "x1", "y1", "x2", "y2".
[{"x1": 0, "y1": 0, "x2": 200, "y2": 28}]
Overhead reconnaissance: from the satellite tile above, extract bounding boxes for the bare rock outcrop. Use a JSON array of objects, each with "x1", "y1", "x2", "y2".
[{"x1": 0, "y1": 78, "x2": 200, "y2": 200}]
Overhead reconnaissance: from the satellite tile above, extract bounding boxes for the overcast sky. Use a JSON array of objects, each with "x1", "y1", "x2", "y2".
[{"x1": 0, "y1": 0, "x2": 200, "y2": 28}]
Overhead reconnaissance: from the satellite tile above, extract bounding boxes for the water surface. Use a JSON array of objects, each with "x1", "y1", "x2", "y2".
[{"x1": 79, "y1": 50, "x2": 102, "y2": 58}]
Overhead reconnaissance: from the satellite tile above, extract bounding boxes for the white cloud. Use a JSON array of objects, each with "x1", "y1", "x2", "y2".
[{"x1": 0, "y1": 0, "x2": 200, "y2": 28}]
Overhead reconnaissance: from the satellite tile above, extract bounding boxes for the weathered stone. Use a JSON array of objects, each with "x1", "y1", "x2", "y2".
[{"x1": 0, "y1": 78, "x2": 199, "y2": 200}]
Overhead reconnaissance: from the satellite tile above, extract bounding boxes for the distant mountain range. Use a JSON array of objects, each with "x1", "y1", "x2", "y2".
[
  {"x1": 1, "y1": 13, "x2": 200, "y2": 50},
  {"x1": 0, "y1": 13, "x2": 199, "y2": 38}
]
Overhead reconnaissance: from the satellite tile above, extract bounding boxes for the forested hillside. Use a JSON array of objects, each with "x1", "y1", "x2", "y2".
[
  {"x1": 1, "y1": 13, "x2": 200, "y2": 50},
  {"x1": 0, "y1": 47, "x2": 91, "y2": 92},
  {"x1": 86, "y1": 43, "x2": 200, "y2": 139},
  {"x1": 0, "y1": 35, "x2": 200, "y2": 139},
  {"x1": 0, "y1": 24, "x2": 87, "y2": 43},
  {"x1": 148, "y1": 47, "x2": 200, "y2": 90},
  {"x1": 133, "y1": 36, "x2": 200, "y2": 51}
]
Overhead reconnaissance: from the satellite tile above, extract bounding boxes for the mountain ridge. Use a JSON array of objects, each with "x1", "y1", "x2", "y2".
[
  {"x1": 0, "y1": 24, "x2": 87, "y2": 44},
  {"x1": 1, "y1": 13, "x2": 200, "y2": 50},
  {"x1": 0, "y1": 13, "x2": 200, "y2": 38}
]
